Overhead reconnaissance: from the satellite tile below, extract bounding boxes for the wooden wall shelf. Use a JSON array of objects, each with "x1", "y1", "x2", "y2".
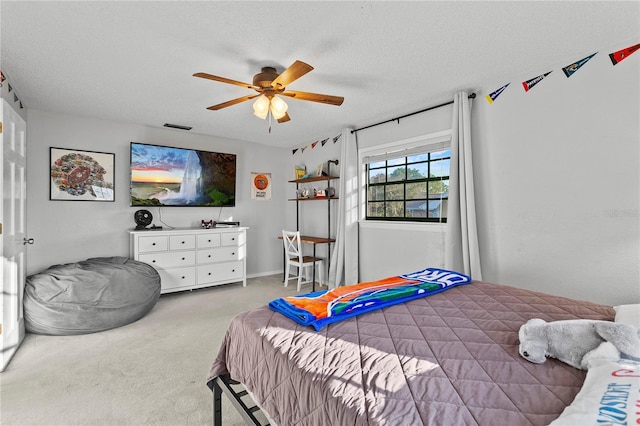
[
  {"x1": 288, "y1": 175, "x2": 339, "y2": 184},
  {"x1": 288, "y1": 197, "x2": 339, "y2": 201}
]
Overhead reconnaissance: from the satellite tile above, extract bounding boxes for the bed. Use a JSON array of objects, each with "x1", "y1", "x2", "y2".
[{"x1": 207, "y1": 277, "x2": 614, "y2": 425}]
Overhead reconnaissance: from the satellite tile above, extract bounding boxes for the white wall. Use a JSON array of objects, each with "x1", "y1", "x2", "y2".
[
  {"x1": 355, "y1": 39, "x2": 639, "y2": 306},
  {"x1": 472, "y1": 41, "x2": 639, "y2": 305},
  {"x1": 356, "y1": 105, "x2": 453, "y2": 281},
  {"x1": 22, "y1": 38, "x2": 639, "y2": 306},
  {"x1": 26, "y1": 110, "x2": 287, "y2": 277},
  {"x1": 284, "y1": 136, "x2": 341, "y2": 265}
]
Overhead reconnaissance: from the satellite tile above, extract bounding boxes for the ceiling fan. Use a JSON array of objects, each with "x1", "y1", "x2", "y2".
[{"x1": 194, "y1": 60, "x2": 344, "y2": 128}]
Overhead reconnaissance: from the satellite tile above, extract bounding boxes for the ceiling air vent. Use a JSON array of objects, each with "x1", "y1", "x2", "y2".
[{"x1": 163, "y1": 123, "x2": 192, "y2": 131}]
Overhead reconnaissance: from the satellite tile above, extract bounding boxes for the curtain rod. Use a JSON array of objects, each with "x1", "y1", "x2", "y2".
[{"x1": 351, "y1": 92, "x2": 476, "y2": 134}]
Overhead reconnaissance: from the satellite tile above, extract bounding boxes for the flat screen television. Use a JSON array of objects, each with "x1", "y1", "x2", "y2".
[{"x1": 130, "y1": 142, "x2": 236, "y2": 207}]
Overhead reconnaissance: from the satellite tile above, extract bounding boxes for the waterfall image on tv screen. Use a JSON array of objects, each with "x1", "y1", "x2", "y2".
[{"x1": 130, "y1": 142, "x2": 236, "y2": 207}]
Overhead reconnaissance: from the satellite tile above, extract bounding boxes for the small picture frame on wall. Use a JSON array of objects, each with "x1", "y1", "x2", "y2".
[{"x1": 50, "y1": 147, "x2": 115, "y2": 201}]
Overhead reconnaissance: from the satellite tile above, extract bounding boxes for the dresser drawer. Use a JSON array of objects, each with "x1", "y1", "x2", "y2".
[
  {"x1": 197, "y1": 233, "x2": 221, "y2": 248},
  {"x1": 197, "y1": 261, "x2": 243, "y2": 284},
  {"x1": 138, "y1": 235, "x2": 168, "y2": 253},
  {"x1": 157, "y1": 267, "x2": 196, "y2": 290},
  {"x1": 169, "y1": 234, "x2": 196, "y2": 250},
  {"x1": 221, "y1": 232, "x2": 244, "y2": 246},
  {"x1": 139, "y1": 251, "x2": 196, "y2": 269},
  {"x1": 196, "y1": 246, "x2": 243, "y2": 264}
]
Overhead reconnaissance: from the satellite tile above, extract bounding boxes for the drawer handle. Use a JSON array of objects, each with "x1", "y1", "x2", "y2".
[
  {"x1": 232, "y1": 269, "x2": 235, "y2": 272},
  {"x1": 181, "y1": 241, "x2": 185, "y2": 244},
  {"x1": 182, "y1": 257, "x2": 186, "y2": 260},
  {"x1": 181, "y1": 276, "x2": 185, "y2": 279},
  {"x1": 208, "y1": 272, "x2": 212, "y2": 276},
  {"x1": 152, "y1": 260, "x2": 156, "y2": 263},
  {"x1": 208, "y1": 239, "x2": 212, "y2": 243},
  {"x1": 231, "y1": 238, "x2": 235, "y2": 241},
  {"x1": 232, "y1": 252, "x2": 235, "y2": 256},
  {"x1": 208, "y1": 255, "x2": 212, "y2": 258},
  {"x1": 152, "y1": 243, "x2": 156, "y2": 246}
]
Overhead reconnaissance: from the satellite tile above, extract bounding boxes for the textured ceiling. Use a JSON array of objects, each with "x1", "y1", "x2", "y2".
[{"x1": 1, "y1": 1, "x2": 639, "y2": 148}]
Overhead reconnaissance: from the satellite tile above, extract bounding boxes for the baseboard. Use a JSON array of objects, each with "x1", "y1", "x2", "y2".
[{"x1": 246, "y1": 270, "x2": 282, "y2": 279}]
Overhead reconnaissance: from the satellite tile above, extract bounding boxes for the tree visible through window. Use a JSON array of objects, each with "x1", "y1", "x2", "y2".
[{"x1": 366, "y1": 150, "x2": 449, "y2": 222}]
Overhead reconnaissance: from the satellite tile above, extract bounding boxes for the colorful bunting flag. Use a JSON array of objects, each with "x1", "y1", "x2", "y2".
[
  {"x1": 291, "y1": 133, "x2": 341, "y2": 155},
  {"x1": 563, "y1": 52, "x2": 597, "y2": 77},
  {"x1": 522, "y1": 71, "x2": 552, "y2": 92},
  {"x1": 13, "y1": 94, "x2": 18, "y2": 102},
  {"x1": 485, "y1": 83, "x2": 510, "y2": 104},
  {"x1": 8, "y1": 83, "x2": 13, "y2": 92},
  {"x1": 609, "y1": 43, "x2": 640, "y2": 65}
]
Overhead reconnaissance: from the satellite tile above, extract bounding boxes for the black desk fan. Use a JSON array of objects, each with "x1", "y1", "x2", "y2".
[{"x1": 134, "y1": 209, "x2": 153, "y2": 230}]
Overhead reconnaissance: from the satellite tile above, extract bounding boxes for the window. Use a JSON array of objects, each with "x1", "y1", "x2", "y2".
[{"x1": 366, "y1": 148, "x2": 450, "y2": 222}]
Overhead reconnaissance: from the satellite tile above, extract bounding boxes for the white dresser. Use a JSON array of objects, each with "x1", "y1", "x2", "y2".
[{"x1": 129, "y1": 227, "x2": 248, "y2": 294}]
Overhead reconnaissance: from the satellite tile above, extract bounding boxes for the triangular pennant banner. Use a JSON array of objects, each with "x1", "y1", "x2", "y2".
[
  {"x1": 292, "y1": 148, "x2": 299, "y2": 155},
  {"x1": 311, "y1": 141, "x2": 318, "y2": 149},
  {"x1": 563, "y1": 52, "x2": 598, "y2": 77},
  {"x1": 14, "y1": 94, "x2": 19, "y2": 102},
  {"x1": 522, "y1": 71, "x2": 552, "y2": 92},
  {"x1": 8, "y1": 83, "x2": 13, "y2": 92},
  {"x1": 333, "y1": 134, "x2": 341, "y2": 143},
  {"x1": 485, "y1": 83, "x2": 510, "y2": 104},
  {"x1": 19, "y1": 101, "x2": 23, "y2": 109},
  {"x1": 321, "y1": 139, "x2": 329, "y2": 147},
  {"x1": 301, "y1": 146, "x2": 307, "y2": 153},
  {"x1": 609, "y1": 43, "x2": 640, "y2": 65},
  {"x1": 0, "y1": 70, "x2": 5, "y2": 83}
]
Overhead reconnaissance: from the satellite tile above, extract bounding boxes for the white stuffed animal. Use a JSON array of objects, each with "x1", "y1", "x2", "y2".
[{"x1": 518, "y1": 318, "x2": 640, "y2": 370}]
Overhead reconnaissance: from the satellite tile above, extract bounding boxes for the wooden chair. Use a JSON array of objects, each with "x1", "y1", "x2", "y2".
[{"x1": 282, "y1": 230, "x2": 324, "y2": 291}]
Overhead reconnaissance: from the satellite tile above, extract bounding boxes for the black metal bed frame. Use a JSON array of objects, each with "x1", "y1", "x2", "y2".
[{"x1": 212, "y1": 374, "x2": 270, "y2": 426}]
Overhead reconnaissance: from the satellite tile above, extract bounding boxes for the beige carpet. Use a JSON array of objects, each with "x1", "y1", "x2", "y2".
[{"x1": 0, "y1": 274, "x2": 301, "y2": 426}]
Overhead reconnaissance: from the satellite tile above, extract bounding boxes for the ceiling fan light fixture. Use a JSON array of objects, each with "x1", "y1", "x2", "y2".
[
  {"x1": 253, "y1": 95, "x2": 270, "y2": 119},
  {"x1": 195, "y1": 60, "x2": 343, "y2": 126},
  {"x1": 270, "y1": 95, "x2": 288, "y2": 120}
]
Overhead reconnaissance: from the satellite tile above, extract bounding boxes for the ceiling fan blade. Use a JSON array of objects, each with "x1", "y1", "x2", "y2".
[
  {"x1": 194, "y1": 72, "x2": 260, "y2": 90},
  {"x1": 281, "y1": 90, "x2": 344, "y2": 106},
  {"x1": 206, "y1": 94, "x2": 259, "y2": 110},
  {"x1": 271, "y1": 60, "x2": 314, "y2": 89},
  {"x1": 277, "y1": 112, "x2": 291, "y2": 123}
]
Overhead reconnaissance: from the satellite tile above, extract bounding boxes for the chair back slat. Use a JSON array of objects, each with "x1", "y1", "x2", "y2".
[{"x1": 282, "y1": 230, "x2": 303, "y2": 261}]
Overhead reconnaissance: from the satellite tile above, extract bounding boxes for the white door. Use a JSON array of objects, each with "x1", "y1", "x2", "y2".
[{"x1": 0, "y1": 99, "x2": 28, "y2": 372}]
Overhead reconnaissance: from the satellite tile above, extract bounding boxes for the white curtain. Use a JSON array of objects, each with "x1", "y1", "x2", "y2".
[
  {"x1": 329, "y1": 128, "x2": 359, "y2": 288},
  {"x1": 444, "y1": 91, "x2": 483, "y2": 279}
]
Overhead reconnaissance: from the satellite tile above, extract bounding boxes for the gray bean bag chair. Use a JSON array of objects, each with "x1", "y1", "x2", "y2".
[{"x1": 25, "y1": 256, "x2": 161, "y2": 335}]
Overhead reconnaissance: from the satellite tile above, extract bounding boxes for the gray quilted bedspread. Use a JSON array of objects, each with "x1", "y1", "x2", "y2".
[{"x1": 207, "y1": 281, "x2": 614, "y2": 425}]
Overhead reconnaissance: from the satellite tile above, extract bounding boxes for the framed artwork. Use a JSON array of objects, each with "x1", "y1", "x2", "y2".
[
  {"x1": 294, "y1": 165, "x2": 306, "y2": 180},
  {"x1": 251, "y1": 172, "x2": 271, "y2": 200},
  {"x1": 50, "y1": 147, "x2": 115, "y2": 201}
]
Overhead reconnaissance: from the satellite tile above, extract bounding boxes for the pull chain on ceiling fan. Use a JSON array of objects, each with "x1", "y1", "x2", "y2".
[{"x1": 194, "y1": 60, "x2": 344, "y2": 132}]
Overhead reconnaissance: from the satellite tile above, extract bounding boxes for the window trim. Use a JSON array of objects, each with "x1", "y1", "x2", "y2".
[{"x1": 359, "y1": 130, "x2": 452, "y2": 224}]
